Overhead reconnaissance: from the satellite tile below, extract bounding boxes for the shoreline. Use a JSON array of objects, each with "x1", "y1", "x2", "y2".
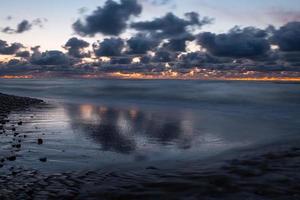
[
  {"x1": 0, "y1": 93, "x2": 43, "y2": 119},
  {"x1": 0, "y1": 93, "x2": 299, "y2": 199}
]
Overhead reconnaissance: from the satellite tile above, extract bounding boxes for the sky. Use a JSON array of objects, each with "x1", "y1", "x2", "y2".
[
  {"x1": 0, "y1": 0, "x2": 299, "y2": 50},
  {"x1": 0, "y1": 0, "x2": 299, "y2": 80}
]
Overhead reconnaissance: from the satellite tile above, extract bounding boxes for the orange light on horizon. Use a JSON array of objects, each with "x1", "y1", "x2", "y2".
[
  {"x1": 222, "y1": 77, "x2": 300, "y2": 82},
  {"x1": 1, "y1": 70, "x2": 300, "y2": 82},
  {"x1": 0, "y1": 75, "x2": 34, "y2": 79}
]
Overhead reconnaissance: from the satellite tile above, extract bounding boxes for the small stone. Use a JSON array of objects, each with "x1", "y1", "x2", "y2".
[
  {"x1": 37, "y1": 138, "x2": 43, "y2": 145},
  {"x1": 39, "y1": 157, "x2": 47, "y2": 162},
  {"x1": 7, "y1": 156, "x2": 16, "y2": 161},
  {"x1": 18, "y1": 121, "x2": 23, "y2": 125},
  {"x1": 146, "y1": 166, "x2": 158, "y2": 170}
]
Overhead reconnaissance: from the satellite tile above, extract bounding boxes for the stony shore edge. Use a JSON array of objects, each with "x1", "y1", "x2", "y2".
[
  {"x1": 0, "y1": 93, "x2": 43, "y2": 118},
  {"x1": 0, "y1": 93, "x2": 299, "y2": 200}
]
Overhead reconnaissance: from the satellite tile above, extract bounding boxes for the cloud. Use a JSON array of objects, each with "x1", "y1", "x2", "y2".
[
  {"x1": 16, "y1": 20, "x2": 32, "y2": 33},
  {"x1": 197, "y1": 26, "x2": 270, "y2": 58},
  {"x1": 180, "y1": 52, "x2": 228, "y2": 66},
  {"x1": 163, "y1": 34, "x2": 195, "y2": 52},
  {"x1": 142, "y1": 0, "x2": 172, "y2": 6},
  {"x1": 131, "y1": 12, "x2": 212, "y2": 38},
  {"x1": 1, "y1": 27, "x2": 15, "y2": 34},
  {"x1": 73, "y1": 0, "x2": 142, "y2": 36},
  {"x1": 127, "y1": 33, "x2": 159, "y2": 54},
  {"x1": 110, "y1": 57, "x2": 132, "y2": 64},
  {"x1": 94, "y1": 38, "x2": 125, "y2": 56},
  {"x1": 64, "y1": 37, "x2": 90, "y2": 58},
  {"x1": 1, "y1": 18, "x2": 47, "y2": 34},
  {"x1": 140, "y1": 55, "x2": 151, "y2": 63},
  {"x1": 16, "y1": 51, "x2": 30, "y2": 58},
  {"x1": 30, "y1": 50, "x2": 71, "y2": 66},
  {"x1": 32, "y1": 18, "x2": 48, "y2": 28},
  {"x1": 153, "y1": 50, "x2": 172, "y2": 62},
  {"x1": 271, "y1": 21, "x2": 300, "y2": 52},
  {"x1": 0, "y1": 40, "x2": 23, "y2": 55},
  {"x1": 78, "y1": 7, "x2": 89, "y2": 14},
  {"x1": 6, "y1": 16, "x2": 13, "y2": 21}
]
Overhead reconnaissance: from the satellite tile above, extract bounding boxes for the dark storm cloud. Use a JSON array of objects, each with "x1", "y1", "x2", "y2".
[
  {"x1": 180, "y1": 52, "x2": 229, "y2": 66},
  {"x1": 30, "y1": 50, "x2": 71, "y2": 66},
  {"x1": 0, "y1": 40, "x2": 23, "y2": 55},
  {"x1": 153, "y1": 50, "x2": 172, "y2": 62},
  {"x1": 163, "y1": 34, "x2": 195, "y2": 51},
  {"x1": 64, "y1": 37, "x2": 90, "y2": 58},
  {"x1": 197, "y1": 26, "x2": 270, "y2": 58},
  {"x1": 94, "y1": 38, "x2": 124, "y2": 57},
  {"x1": 131, "y1": 12, "x2": 212, "y2": 38},
  {"x1": 73, "y1": 0, "x2": 142, "y2": 36},
  {"x1": 110, "y1": 57, "x2": 132, "y2": 64},
  {"x1": 127, "y1": 33, "x2": 159, "y2": 54},
  {"x1": 16, "y1": 51, "x2": 30, "y2": 58},
  {"x1": 140, "y1": 55, "x2": 151, "y2": 63},
  {"x1": 271, "y1": 22, "x2": 300, "y2": 52}
]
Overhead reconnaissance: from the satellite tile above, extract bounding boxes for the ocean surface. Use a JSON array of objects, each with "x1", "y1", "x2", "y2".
[{"x1": 1, "y1": 79, "x2": 300, "y2": 172}]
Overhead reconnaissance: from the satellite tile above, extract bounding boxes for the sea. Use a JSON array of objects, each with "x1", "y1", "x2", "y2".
[{"x1": 0, "y1": 78, "x2": 300, "y2": 172}]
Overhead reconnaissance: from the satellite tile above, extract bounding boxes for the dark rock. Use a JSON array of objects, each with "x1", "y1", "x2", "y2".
[
  {"x1": 7, "y1": 155, "x2": 16, "y2": 161},
  {"x1": 37, "y1": 138, "x2": 43, "y2": 145},
  {"x1": 146, "y1": 166, "x2": 159, "y2": 170},
  {"x1": 39, "y1": 157, "x2": 47, "y2": 162}
]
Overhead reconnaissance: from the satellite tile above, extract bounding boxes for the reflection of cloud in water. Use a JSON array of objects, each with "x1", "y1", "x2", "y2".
[{"x1": 65, "y1": 104, "x2": 197, "y2": 155}]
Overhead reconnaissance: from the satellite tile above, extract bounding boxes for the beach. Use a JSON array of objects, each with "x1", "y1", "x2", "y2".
[
  {"x1": 0, "y1": 79, "x2": 300, "y2": 199},
  {"x1": 0, "y1": 96, "x2": 299, "y2": 199}
]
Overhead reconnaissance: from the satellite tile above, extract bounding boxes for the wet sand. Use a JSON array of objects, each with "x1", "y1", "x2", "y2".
[
  {"x1": 1, "y1": 144, "x2": 300, "y2": 199},
  {"x1": 1, "y1": 93, "x2": 300, "y2": 199},
  {"x1": 0, "y1": 93, "x2": 43, "y2": 168}
]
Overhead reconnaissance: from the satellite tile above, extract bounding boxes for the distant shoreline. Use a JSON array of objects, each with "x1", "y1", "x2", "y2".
[{"x1": 1, "y1": 77, "x2": 300, "y2": 83}]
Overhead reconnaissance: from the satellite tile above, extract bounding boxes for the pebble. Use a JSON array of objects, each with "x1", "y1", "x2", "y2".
[
  {"x1": 6, "y1": 156, "x2": 16, "y2": 161},
  {"x1": 37, "y1": 138, "x2": 43, "y2": 145},
  {"x1": 39, "y1": 157, "x2": 47, "y2": 162}
]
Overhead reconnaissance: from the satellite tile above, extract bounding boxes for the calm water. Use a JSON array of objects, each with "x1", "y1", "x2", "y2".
[{"x1": 1, "y1": 79, "x2": 300, "y2": 172}]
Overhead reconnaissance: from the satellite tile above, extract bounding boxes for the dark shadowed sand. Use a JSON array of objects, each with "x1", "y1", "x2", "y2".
[{"x1": 1, "y1": 93, "x2": 300, "y2": 200}]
